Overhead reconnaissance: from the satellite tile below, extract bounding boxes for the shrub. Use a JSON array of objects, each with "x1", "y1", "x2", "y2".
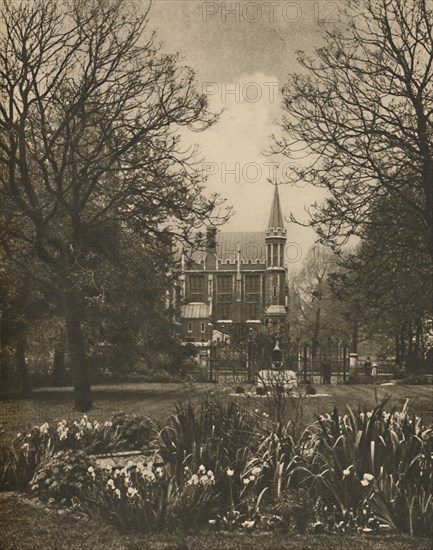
[
  {"x1": 0, "y1": 413, "x2": 154, "y2": 492},
  {"x1": 402, "y1": 374, "x2": 433, "y2": 385},
  {"x1": 272, "y1": 488, "x2": 316, "y2": 533},
  {"x1": 30, "y1": 450, "x2": 94, "y2": 504}
]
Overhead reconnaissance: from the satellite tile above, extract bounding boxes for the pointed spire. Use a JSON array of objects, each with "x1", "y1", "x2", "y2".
[{"x1": 268, "y1": 185, "x2": 284, "y2": 230}]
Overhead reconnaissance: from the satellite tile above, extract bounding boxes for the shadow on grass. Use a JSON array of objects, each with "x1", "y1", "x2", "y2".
[{"x1": 0, "y1": 493, "x2": 431, "y2": 550}]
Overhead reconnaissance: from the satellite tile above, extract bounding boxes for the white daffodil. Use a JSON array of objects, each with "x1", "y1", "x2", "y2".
[{"x1": 127, "y1": 487, "x2": 138, "y2": 498}]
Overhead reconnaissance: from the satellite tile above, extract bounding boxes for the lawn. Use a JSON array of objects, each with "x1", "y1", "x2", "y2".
[
  {"x1": 1, "y1": 382, "x2": 433, "y2": 441},
  {"x1": 0, "y1": 492, "x2": 431, "y2": 550}
]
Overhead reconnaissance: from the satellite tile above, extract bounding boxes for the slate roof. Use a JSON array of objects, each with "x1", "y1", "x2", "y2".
[
  {"x1": 180, "y1": 302, "x2": 210, "y2": 319},
  {"x1": 217, "y1": 231, "x2": 266, "y2": 261},
  {"x1": 268, "y1": 185, "x2": 285, "y2": 230},
  {"x1": 185, "y1": 231, "x2": 266, "y2": 263}
]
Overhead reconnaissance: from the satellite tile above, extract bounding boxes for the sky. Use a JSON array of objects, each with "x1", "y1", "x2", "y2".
[{"x1": 144, "y1": 0, "x2": 343, "y2": 265}]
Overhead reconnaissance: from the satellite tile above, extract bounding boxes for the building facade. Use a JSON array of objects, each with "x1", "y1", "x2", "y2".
[{"x1": 178, "y1": 186, "x2": 289, "y2": 344}]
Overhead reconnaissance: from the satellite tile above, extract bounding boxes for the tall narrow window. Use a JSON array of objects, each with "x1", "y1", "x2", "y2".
[
  {"x1": 273, "y1": 243, "x2": 278, "y2": 266},
  {"x1": 189, "y1": 275, "x2": 205, "y2": 302},
  {"x1": 188, "y1": 322, "x2": 193, "y2": 333},
  {"x1": 201, "y1": 322, "x2": 205, "y2": 333}
]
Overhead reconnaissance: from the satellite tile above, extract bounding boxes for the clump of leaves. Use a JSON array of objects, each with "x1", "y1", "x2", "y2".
[
  {"x1": 30, "y1": 450, "x2": 94, "y2": 505},
  {"x1": 272, "y1": 488, "x2": 316, "y2": 533}
]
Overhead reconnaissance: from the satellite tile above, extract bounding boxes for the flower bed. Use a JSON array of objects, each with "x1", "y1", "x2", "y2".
[{"x1": 1, "y1": 396, "x2": 432, "y2": 537}]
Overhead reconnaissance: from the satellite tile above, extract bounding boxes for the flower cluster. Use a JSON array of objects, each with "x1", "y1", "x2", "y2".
[
  {"x1": 103, "y1": 461, "x2": 165, "y2": 503},
  {"x1": 360, "y1": 472, "x2": 374, "y2": 487},
  {"x1": 242, "y1": 465, "x2": 262, "y2": 486},
  {"x1": 57, "y1": 420, "x2": 69, "y2": 441},
  {"x1": 187, "y1": 465, "x2": 215, "y2": 486}
]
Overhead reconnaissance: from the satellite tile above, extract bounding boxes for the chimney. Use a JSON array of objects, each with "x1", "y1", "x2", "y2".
[{"x1": 206, "y1": 227, "x2": 217, "y2": 252}]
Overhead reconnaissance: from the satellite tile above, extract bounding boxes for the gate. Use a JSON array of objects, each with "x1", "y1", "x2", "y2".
[
  {"x1": 211, "y1": 343, "x2": 250, "y2": 384},
  {"x1": 297, "y1": 339, "x2": 351, "y2": 384}
]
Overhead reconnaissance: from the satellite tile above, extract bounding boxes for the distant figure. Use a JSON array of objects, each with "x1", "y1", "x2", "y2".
[
  {"x1": 364, "y1": 357, "x2": 373, "y2": 383},
  {"x1": 271, "y1": 341, "x2": 283, "y2": 370},
  {"x1": 322, "y1": 357, "x2": 332, "y2": 384},
  {"x1": 371, "y1": 363, "x2": 378, "y2": 383}
]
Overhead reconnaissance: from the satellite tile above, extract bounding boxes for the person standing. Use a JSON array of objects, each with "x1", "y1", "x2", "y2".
[
  {"x1": 364, "y1": 357, "x2": 372, "y2": 384},
  {"x1": 322, "y1": 356, "x2": 331, "y2": 384}
]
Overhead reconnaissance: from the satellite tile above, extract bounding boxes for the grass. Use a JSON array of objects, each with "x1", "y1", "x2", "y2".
[
  {"x1": 1, "y1": 383, "x2": 433, "y2": 548},
  {"x1": 0, "y1": 382, "x2": 212, "y2": 441},
  {"x1": 1, "y1": 382, "x2": 433, "y2": 441},
  {"x1": 0, "y1": 492, "x2": 431, "y2": 550}
]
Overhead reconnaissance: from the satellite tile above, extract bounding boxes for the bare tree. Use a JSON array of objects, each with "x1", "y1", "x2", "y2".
[
  {"x1": 0, "y1": 0, "x2": 230, "y2": 410},
  {"x1": 275, "y1": 0, "x2": 433, "y2": 258},
  {"x1": 291, "y1": 245, "x2": 336, "y2": 360}
]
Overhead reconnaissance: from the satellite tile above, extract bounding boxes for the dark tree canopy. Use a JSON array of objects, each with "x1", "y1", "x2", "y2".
[
  {"x1": 275, "y1": 0, "x2": 433, "y2": 258},
  {"x1": 0, "y1": 0, "x2": 230, "y2": 409}
]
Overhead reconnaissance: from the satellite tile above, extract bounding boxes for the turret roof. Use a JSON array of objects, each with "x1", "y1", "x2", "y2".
[{"x1": 267, "y1": 185, "x2": 285, "y2": 230}]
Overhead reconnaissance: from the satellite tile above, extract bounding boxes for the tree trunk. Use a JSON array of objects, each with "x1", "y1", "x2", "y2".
[
  {"x1": 0, "y1": 318, "x2": 10, "y2": 387},
  {"x1": 395, "y1": 334, "x2": 401, "y2": 369},
  {"x1": 16, "y1": 338, "x2": 32, "y2": 396},
  {"x1": 351, "y1": 320, "x2": 358, "y2": 354},
  {"x1": 0, "y1": 306, "x2": 13, "y2": 388},
  {"x1": 0, "y1": 341, "x2": 11, "y2": 389},
  {"x1": 52, "y1": 346, "x2": 66, "y2": 387},
  {"x1": 401, "y1": 323, "x2": 407, "y2": 368},
  {"x1": 64, "y1": 293, "x2": 92, "y2": 411},
  {"x1": 312, "y1": 305, "x2": 321, "y2": 361}
]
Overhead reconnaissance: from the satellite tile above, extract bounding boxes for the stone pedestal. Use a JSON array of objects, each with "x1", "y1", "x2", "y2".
[{"x1": 349, "y1": 353, "x2": 359, "y2": 383}]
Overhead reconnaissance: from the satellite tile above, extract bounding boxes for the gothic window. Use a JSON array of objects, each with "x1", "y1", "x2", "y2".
[
  {"x1": 217, "y1": 275, "x2": 233, "y2": 305},
  {"x1": 245, "y1": 275, "x2": 261, "y2": 304},
  {"x1": 218, "y1": 274, "x2": 233, "y2": 292},
  {"x1": 246, "y1": 302, "x2": 259, "y2": 320},
  {"x1": 245, "y1": 275, "x2": 260, "y2": 292},
  {"x1": 273, "y1": 243, "x2": 279, "y2": 266},
  {"x1": 217, "y1": 302, "x2": 232, "y2": 320},
  {"x1": 189, "y1": 274, "x2": 205, "y2": 301}
]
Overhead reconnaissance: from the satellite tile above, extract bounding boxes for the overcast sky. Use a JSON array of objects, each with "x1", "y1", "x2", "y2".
[{"x1": 146, "y1": 0, "x2": 343, "y2": 265}]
